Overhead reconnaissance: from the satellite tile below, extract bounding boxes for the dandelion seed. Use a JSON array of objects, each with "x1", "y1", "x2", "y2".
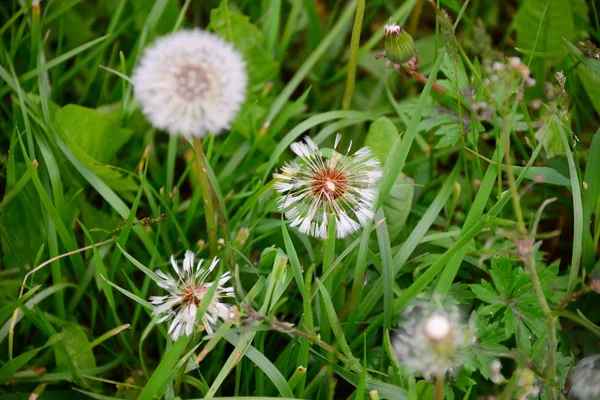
[
  {"x1": 392, "y1": 301, "x2": 471, "y2": 378},
  {"x1": 274, "y1": 135, "x2": 382, "y2": 239},
  {"x1": 150, "y1": 250, "x2": 234, "y2": 340},
  {"x1": 570, "y1": 355, "x2": 600, "y2": 399},
  {"x1": 132, "y1": 29, "x2": 247, "y2": 137}
]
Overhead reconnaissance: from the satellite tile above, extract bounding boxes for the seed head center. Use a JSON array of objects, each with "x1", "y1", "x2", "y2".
[
  {"x1": 181, "y1": 283, "x2": 208, "y2": 306},
  {"x1": 174, "y1": 64, "x2": 211, "y2": 101},
  {"x1": 312, "y1": 168, "x2": 347, "y2": 200},
  {"x1": 425, "y1": 315, "x2": 451, "y2": 342}
]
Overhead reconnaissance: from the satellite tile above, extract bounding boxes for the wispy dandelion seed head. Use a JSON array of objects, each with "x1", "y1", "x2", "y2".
[
  {"x1": 132, "y1": 29, "x2": 247, "y2": 137},
  {"x1": 569, "y1": 355, "x2": 600, "y2": 399},
  {"x1": 274, "y1": 135, "x2": 382, "y2": 239},
  {"x1": 150, "y1": 250, "x2": 234, "y2": 341},
  {"x1": 393, "y1": 301, "x2": 471, "y2": 378}
]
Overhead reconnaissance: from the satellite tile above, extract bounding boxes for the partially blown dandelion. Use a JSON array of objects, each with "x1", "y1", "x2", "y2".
[
  {"x1": 274, "y1": 135, "x2": 382, "y2": 239},
  {"x1": 569, "y1": 355, "x2": 600, "y2": 399},
  {"x1": 393, "y1": 301, "x2": 471, "y2": 378},
  {"x1": 150, "y1": 251, "x2": 234, "y2": 340},
  {"x1": 132, "y1": 29, "x2": 247, "y2": 137}
]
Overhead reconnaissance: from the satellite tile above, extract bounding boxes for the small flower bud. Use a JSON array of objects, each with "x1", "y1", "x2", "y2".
[{"x1": 384, "y1": 23, "x2": 416, "y2": 65}]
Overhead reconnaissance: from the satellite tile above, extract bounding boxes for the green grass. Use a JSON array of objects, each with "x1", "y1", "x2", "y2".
[{"x1": 1, "y1": 0, "x2": 599, "y2": 399}]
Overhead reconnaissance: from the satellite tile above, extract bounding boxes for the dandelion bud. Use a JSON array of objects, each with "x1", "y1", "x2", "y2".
[{"x1": 384, "y1": 23, "x2": 416, "y2": 65}]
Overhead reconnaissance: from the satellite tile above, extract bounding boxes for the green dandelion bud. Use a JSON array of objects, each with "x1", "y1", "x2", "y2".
[{"x1": 384, "y1": 23, "x2": 416, "y2": 65}]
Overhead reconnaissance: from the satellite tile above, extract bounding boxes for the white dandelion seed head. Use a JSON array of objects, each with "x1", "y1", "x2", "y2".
[
  {"x1": 132, "y1": 29, "x2": 247, "y2": 138},
  {"x1": 273, "y1": 135, "x2": 382, "y2": 239},
  {"x1": 392, "y1": 301, "x2": 471, "y2": 378},
  {"x1": 569, "y1": 355, "x2": 600, "y2": 399},
  {"x1": 149, "y1": 251, "x2": 235, "y2": 340}
]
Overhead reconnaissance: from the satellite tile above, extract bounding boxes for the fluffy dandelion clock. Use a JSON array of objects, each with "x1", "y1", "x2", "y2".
[
  {"x1": 393, "y1": 301, "x2": 471, "y2": 378},
  {"x1": 569, "y1": 355, "x2": 600, "y2": 399},
  {"x1": 274, "y1": 135, "x2": 382, "y2": 239},
  {"x1": 150, "y1": 250, "x2": 234, "y2": 340},
  {"x1": 132, "y1": 29, "x2": 247, "y2": 137}
]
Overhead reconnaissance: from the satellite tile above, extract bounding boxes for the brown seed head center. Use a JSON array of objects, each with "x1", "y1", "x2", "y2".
[
  {"x1": 181, "y1": 283, "x2": 208, "y2": 306},
  {"x1": 311, "y1": 168, "x2": 347, "y2": 200},
  {"x1": 174, "y1": 64, "x2": 211, "y2": 101}
]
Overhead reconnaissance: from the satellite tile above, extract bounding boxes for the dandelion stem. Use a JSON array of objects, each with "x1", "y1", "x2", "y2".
[
  {"x1": 402, "y1": 66, "x2": 446, "y2": 94},
  {"x1": 193, "y1": 137, "x2": 219, "y2": 258},
  {"x1": 341, "y1": 0, "x2": 365, "y2": 110},
  {"x1": 435, "y1": 374, "x2": 444, "y2": 400}
]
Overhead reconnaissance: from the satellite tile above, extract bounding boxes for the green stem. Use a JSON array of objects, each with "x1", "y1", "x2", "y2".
[
  {"x1": 341, "y1": 0, "x2": 365, "y2": 110},
  {"x1": 501, "y1": 117, "x2": 526, "y2": 235},
  {"x1": 193, "y1": 137, "x2": 219, "y2": 257},
  {"x1": 501, "y1": 117, "x2": 557, "y2": 395},
  {"x1": 525, "y1": 250, "x2": 557, "y2": 395},
  {"x1": 435, "y1": 375, "x2": 444, "y2": 400}
]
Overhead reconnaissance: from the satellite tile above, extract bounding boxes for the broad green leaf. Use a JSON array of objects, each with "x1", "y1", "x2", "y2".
[
  {"x1": 364, "y1": 117, "x2": 400, "y2": 164},
  {"x1": 55, "y1": 326, "x2": 96, "y2": 372},
  {"x1": 514, "y1": 0, "x2": 584, "y2": 58},
  {"x1": 56, "y1": 104, "x2": 137, "y2": 192},
  {"x1": 56, "y1": 104, "x2": 133, "y2": 163}
]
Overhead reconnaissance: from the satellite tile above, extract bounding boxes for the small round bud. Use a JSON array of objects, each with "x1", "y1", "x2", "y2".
[{"x1": 384, "y1": 23, "x2": 416, "y2": 65}]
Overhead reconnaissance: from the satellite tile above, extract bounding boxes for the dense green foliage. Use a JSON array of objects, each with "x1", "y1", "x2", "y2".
[{"x1": 1, "y1": 0, "x2": 599, "y2": 399}]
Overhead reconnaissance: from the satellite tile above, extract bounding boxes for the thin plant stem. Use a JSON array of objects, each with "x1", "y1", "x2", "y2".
[
  {"x1": 525, "y1": 251, "x2": 557, "y2": 396},
  {"x1": 401, "y1": 65, "x2": 446, "y2": 94},
  {"x1": 341, "y1": 0, "x2": 365, "y2": 110},
  {"x1": 193, "y1": 136, "x2": 219, "y2": 258},
  {"x1": 435, "y1": 374, "x2": 444, "y2": 400},
  {"x1": 501, "y1": 117, "x2": 557, "y2": 396},
  {"x1": 501, "y1": 117, "x2": 526, "y2": 235}
]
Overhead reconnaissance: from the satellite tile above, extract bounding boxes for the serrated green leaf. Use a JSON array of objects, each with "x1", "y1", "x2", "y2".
[{"x1": 470, "y1": 282, "x2": 500, "y2": 305}]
